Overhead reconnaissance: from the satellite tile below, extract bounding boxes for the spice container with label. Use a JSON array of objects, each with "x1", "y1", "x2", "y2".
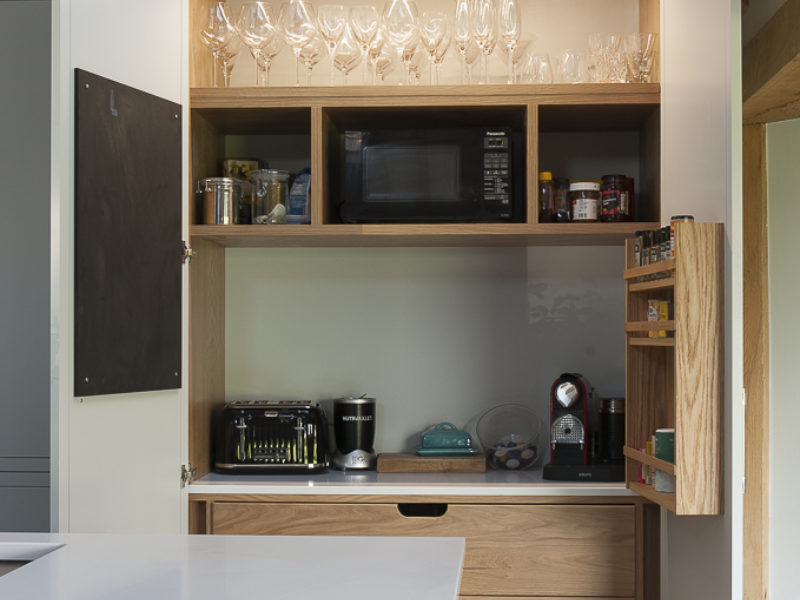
[
  {"x1": 538, "y1": 171, "x2": 555, "y2": 223},
  {"x1": 600, "y1": 174, "x2": 631, "y2": 222},
  {"x1": 570, "y1": 181, "x2": 600, "y2": 222}
]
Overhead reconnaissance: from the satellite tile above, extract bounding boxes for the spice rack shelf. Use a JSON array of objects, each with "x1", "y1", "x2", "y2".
[{"x1": 623, "y1": 222, "x2": 723, "y2": 515}]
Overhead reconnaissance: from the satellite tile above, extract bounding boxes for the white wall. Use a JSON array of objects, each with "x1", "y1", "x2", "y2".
[
  {"x1": 0, "y1": 0, "x2": 51, "y2": 532},
  {"x1": 766, "y1": 118, "x2": 800, "y2": 599},
  {"x1": 51, "y1": 0, "x2": 189, "y2": 533},
  {"x1": 660, "y1": 0, "x2": 741, "y2": 598},
  {"x1": 226, "y1": 246, "x2": 625, "y2": 456}
]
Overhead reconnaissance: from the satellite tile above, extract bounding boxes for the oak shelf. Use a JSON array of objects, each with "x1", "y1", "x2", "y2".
[
  {"x1": 628, "y1": 277, "x2": 675, "y2": 292},
  {"x1": 628, "y1": 337, "x2": 675, "y2": 347},
  {"x1": 623, "y1": 445, "x2": 675, "y2": 475},
  {"x1": 628, "y1": 482, "x2": 677, "y2": 514}
]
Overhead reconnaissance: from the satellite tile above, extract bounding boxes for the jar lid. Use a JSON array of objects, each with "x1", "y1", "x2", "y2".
[
  {"x1": 198, "y1": 177, "x2": 242, "y2": 186},
  {"x1": 252, "y1": 169, "x2": 291, "y2": 179},
  {"x1": 538, "y1": 171, "x2": 553, "y2": 181},
  {"x1": 670, "y1": 214, "x2": 695, "y2": 221},
  {"x1": 569, "y1": 181, "x2": 600, "y2": 191}
]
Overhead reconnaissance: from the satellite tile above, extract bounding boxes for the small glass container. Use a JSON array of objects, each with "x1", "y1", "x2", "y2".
[
  {"x1": 538, "y1": 171, "x2": 555, "y2": 223},
  {"x1": 554, "y1": 177, "x2": 571, "y2": 222},
  {"x1": 600, "y1": 174, "x2": 631, "y2": 222},
  {"x1": 251, "y1": 169, "x2": 290, "y2": 224},
  {"x1": 570, "y1": 181, "x2": 600, "y2": 222}
]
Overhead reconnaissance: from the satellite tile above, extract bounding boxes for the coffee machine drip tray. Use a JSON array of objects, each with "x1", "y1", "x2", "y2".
[{"x1": 542, "y1": 462, "x2": 624, "y2": 482}]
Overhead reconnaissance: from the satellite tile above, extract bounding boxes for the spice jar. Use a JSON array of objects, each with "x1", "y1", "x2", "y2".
[
  {"x1": 600, "y1": 174, "x2": 631, "y2": 222},
  {"x1": 538, "y1": 171, "x2": 555, "y2": 223},
  {"x1": 570, "y1": 181, "x2": 600, "y2": 222}
]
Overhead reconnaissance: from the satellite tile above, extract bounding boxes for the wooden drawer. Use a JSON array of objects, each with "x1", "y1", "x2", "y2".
[{"x1": 211, "y1": 502, "x2": 635, "y2": 597}]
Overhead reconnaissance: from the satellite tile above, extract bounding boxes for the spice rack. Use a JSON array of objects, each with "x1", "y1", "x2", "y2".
[{"x1": 622, "y1": 222, "x2": 723, "y2": 515}]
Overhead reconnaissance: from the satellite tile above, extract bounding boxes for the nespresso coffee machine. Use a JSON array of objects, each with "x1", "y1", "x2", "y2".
[
  {"x1": 332, "y1": 396, "x2": 377, "y2": 470},
  {"x1": 542, "y1": 373, "x2": 625, "y2": 482}
]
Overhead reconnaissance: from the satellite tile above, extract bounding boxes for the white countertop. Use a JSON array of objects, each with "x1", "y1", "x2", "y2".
[
  {"x1": 189, "y1": 468, "x2": 633, "y2": 496},
  {"x1": 0, "y1": 532, "x2": 464, "y2": 599}
]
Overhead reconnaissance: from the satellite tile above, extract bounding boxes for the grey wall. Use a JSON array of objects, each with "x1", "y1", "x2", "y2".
[
  {"x1": 0, "y1": 0, "x2": 51, "y2": 531},
  {"x1": 226, "y1": 246, "x2": 625, "y2": 458},
  {"x1": 767, "y1": 118, "x2": 800, "y2": 599}
]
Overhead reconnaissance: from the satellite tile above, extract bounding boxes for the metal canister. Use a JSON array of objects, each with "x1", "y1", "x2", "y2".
[
  {"x1": 198, "y1": 177, "x2": 243, "y2": 225},
  {"x1": 597, "y1": 397, "x2": 625, "y2": 462},
  {"x1": 251, "y1": 169, "x2": 290, "y2": 224}
]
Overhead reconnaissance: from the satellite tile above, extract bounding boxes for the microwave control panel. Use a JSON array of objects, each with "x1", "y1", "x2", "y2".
[{"x1": 482, "y1": 130, "x2": 512, "y2": 212}]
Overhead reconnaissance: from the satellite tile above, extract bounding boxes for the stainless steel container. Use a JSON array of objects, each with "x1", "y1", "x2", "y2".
[{"x1": 198, "y1": 177, "x2": 242, "y2": 225}]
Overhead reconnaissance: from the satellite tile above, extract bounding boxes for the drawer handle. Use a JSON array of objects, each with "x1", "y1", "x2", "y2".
[{"x1": 397, "y1": 503, "x2": 448, "y2": 518}]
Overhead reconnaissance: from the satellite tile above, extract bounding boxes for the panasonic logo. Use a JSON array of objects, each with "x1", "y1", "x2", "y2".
[{"x1": 342, "y1": 416, "x2": 373, "y2": 422}]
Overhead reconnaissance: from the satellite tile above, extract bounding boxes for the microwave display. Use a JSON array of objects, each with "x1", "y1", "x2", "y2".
[{"x1": 338, "y1": 127, "x2": 523, "y2": 223}]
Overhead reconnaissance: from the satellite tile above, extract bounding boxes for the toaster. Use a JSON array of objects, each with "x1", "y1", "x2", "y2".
[{"x1": 215, "y1": 400, "x2": 329, "y2": 474}]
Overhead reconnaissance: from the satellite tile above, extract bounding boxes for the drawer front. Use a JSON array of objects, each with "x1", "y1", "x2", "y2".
[{"x1": 212, "y1": 502, "x2": 635, "y2": 597}]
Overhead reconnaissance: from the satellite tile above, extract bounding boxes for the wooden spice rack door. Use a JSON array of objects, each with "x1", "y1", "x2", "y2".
[{"x1": 622, "y1": 222, "x2": 723, "y2": 515}]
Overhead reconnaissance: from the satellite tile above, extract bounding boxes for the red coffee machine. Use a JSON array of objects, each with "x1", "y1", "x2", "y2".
[{"x1": 547, "y1": 373, "x2": 593, "y2": 466}]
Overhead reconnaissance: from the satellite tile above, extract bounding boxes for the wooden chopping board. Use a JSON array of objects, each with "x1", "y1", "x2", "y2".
[{"x1": 377, "y1": 452, "x2": 486, "y2": 473}]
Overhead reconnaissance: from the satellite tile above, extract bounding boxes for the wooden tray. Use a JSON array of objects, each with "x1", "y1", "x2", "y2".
[{"x1": 376, "y1": 452, "x2": 486, "y2": 473}]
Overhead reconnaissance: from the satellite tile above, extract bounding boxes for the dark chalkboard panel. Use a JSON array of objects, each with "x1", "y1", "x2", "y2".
[{"x1": 74, "y1": 69, "x2": 182, "y2": 397}]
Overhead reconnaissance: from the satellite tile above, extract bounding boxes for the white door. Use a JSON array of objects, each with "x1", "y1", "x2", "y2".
[{"x1": 51, "y1": 0, "x2": 189, "y2": 533}]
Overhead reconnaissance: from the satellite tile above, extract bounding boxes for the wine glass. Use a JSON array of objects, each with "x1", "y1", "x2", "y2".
[
  {"x1": 408, "y1": 48, "x2": 427, "y2": 85},
  {"x1": 199, "y1": 2, "x2": 237, "y2": 87},
  {"x1": 299, "y1": 33, "x2": 325, "y2": 85},
  {"x1": 499, "y1": 0, "x2": 521, "y2": 84},
  {"x1": 333, "y1": 24, "x2": 362, "y2": 85},
  {"x1": 454, "y1": 0, "x2": 471, "y2": 84},
  {"x1": 237, "y1": 2, "x2": 281, "y2": 86},
  {"x1": 367, "y1": 28, "x2": 386, "y2": 85},
  {"x1": 255, "y1": 22, "x2": 284, "y2": 86},
  {"x1": 350, "y1": 6, "x2": 381, "y2": 85},
  {"x1": 471, "y1": 0, "x2": 496, "y2": 84},
  {"x1": 382, "y1": 0, "x2": 419, "y2": 85},
  {"x1": 280, "y1": 0, "x2": 318, "y2": 86},
  {"x1": 375, "y1": 43, "x2": 397, "y2": 84},
  {"x1": 464, "y1": 38, "x2": 481, "y2": 84},
  {"x1": 317, "y1": 5, "x2": 347, "y2": 86},
  {"x1": 498, "y1": 37, "x2": 531, "y2": 83},
  {"x1": 419, "y1": 12, "x2": 447, "y2": 86},
  {"x1": 219, "y1": 34, "x2": 241, "y2": 87},
  {"x1": 432, "y1": 21, "x2": 452, "y2": 85}
]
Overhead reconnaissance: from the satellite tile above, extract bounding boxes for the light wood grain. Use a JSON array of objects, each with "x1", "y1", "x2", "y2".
[
  {"x1": 638, "y1": 502, "x2": 661, "y2": 600},
  {"x1": 624, "y1": 446, "x2": 675, "y2": 475},
  {"x1": 188, "y1": 493, "x2": 651, "y2": 505},
  {"x1": 628, "y1": 337, "x2": 674, "y2": 347},
  {"x1": 623, "y1": 259, "x2": 676, "y2": 280},
  {"x1": 742, "y1": 0, "x2": 800, "y2": 123},
  {"x1": 628, "y1": 482, "x2": 676, "y2": 514},
  {"x1": 376, "y1": 453, "x2": 487, "y2": 473},
  {"x1": 528, "y1": 102, "x2": 538, "y2": 224},
  {"x1": 742, "y1": 124, "x2": 769, "y2": 600},
  {"x1": 211, "y1": 502, "x2": 636, "y2": 597},
  {"x1": 624, "y1": 320, "x2": 675, "y2": 333},
  {"x1": 188, "y1": 222, "x2": 659, "y2": 247},
  {"x1": 639, "y1": 0, "x2": 661, "y2": 84},
  {"x1": 674, "y1": 222, "x2": 723, "y2": 515},
  {"x1": 188, "y1": 238, "x2": 225, "y2": 480},
  {"x1": 189, "y1": 0, "x2": 216, "y2": 89},
  {"x1": 628, "y1": 277, "x2": 675, "y2": 293}
]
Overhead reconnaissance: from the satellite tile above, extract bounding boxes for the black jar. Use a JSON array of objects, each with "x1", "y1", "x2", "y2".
[{"x1": 600, "y1": 174, "x2": 631, "y2": 222}]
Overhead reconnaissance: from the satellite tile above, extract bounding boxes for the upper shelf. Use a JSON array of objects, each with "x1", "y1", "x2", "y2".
[{"x1": 189, "y1": 222, "x2": 658, "y2": 248}]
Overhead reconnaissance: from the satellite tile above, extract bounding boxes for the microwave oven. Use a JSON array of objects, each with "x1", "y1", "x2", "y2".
[{"x1": 336, "y1": 126, "x2": 525, "y2": 223}]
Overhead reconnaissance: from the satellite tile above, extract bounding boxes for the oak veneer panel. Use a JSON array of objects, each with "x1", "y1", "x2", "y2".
[
  {"x1": 189, "y1": 238, "x2": 225, "y2": 480},
  {"x1": 376, "y1": 453, "x2": 486, "y2": 473},
  {"x1": 190, "y1": 0, "x2": 216, "y2": 88},
  {"x1": 742, "y1": 124, "x2": 769, "y2": 600},
  {"x1": 673, "y1": 222, "x2": 723, "y2": 515},
  {"x1": 211, "y1": 502, "x2": 635, "y2": 597}
]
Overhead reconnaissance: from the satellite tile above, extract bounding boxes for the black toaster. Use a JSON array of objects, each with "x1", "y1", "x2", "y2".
[{"x1": 215, "y1": 401, "x2": 329, "y2": 474}]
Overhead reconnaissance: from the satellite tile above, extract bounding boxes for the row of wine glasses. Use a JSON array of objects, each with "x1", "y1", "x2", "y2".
[{"x1": 199, "y1": 1, "x2": 655, "y2": 87}]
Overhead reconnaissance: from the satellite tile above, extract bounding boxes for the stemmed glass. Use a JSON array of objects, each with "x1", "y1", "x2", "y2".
[
  {"x1": 367, "y1": 29, "x2": 387, "y2": 84},
  {"x1": 471, "y1": 0, "x2": 496, "y2": 84},
  {"x1": 236, "y1": 2, "x2": 281, "y2": 87},
  {"x1": 454, "y1": 0, "x2": 471, "y2": 84},
  {"x1": 375, "y1": 43, "x2": 397, "y2": 84},
  {"x1": 498, "y1": 37, "x2": 531, "y2": 83},
  {"x1": 199, "y1": 2, "x2": 237, "y2": 88},
  {"x1": 316, "y1": 5, "x2": 347, "y2": 86},
  {"x1": 432, "y1": 22, "x2": 452, "y2": 85},
  {"x1": 280, "y1": 0, "x2": 318, "y2": 86},
  {"x1": 499, "y1": 0, "x2": 521, "y2": 84},
  {"x1": 299, "y1": 33, "x2": 325, "y2": 85},
  {"x1": 219, "y1": 35, "x2": 241, "y2": 87},
  {"x1": 350, "y1": 6, "x2": 381, "y2": 85},
  {"x1": 333, "y1": 24, "x2": 362, "y2": 85},
  {"x1": 464, "y1": 38, "x2": 481, "y2": 84},
  {"x1": 419, "y1": 12, "x2": 447, "y2": 86},
  {"x1": 382, "y1": 0, "x2": 419, "y2": 85}
]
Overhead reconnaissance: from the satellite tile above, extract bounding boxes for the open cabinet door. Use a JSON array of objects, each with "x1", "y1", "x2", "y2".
[{"x1": 52, "y1": 0, "x2": 188, "y2": 533}]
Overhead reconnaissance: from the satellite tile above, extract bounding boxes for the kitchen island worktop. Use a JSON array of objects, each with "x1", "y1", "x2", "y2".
[
  {"x1": 0, "y1": 532, "x2": 464, "y2": 599},
  {"x1": 189, "y1": 467, "x2": 634, "y2": 497}
]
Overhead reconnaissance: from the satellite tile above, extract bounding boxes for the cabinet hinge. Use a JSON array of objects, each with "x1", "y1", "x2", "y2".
[
  {"x1": 742, "y1": 476, "x2": 747, "y2": 495},
  {"x1": 181, "y1": 241, "x2": 195, "y2": 264},
  {"x1": 180, "y1": 464, "x2": 197, "y2": 487}
]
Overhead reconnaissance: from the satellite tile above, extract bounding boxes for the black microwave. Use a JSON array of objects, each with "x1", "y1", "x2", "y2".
[{"x1": 336, "y1": 127, "x2": 525, "y2": 223}]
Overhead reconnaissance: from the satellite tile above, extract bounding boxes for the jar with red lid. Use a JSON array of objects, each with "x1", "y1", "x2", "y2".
[{"x1": 600, "y1": 174, "x2": 631, "y2": 222}]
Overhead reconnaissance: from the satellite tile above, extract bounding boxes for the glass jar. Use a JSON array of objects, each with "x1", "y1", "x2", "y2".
[
  {"x1": 553, "y1": 177, "x2": 571, "y2": 222},
  {"x1": 570, "y1": 181, "x2": 600, "y2": 222},
  {"x1": 538, "y1": 171, "x2": 555, "y2": 223},
  {"x1": 600, "y1": 174, "x2": 631, "y2": 222},
  {"x1": 251, "y1": 169, "x2": 290, "y2": 224}
]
